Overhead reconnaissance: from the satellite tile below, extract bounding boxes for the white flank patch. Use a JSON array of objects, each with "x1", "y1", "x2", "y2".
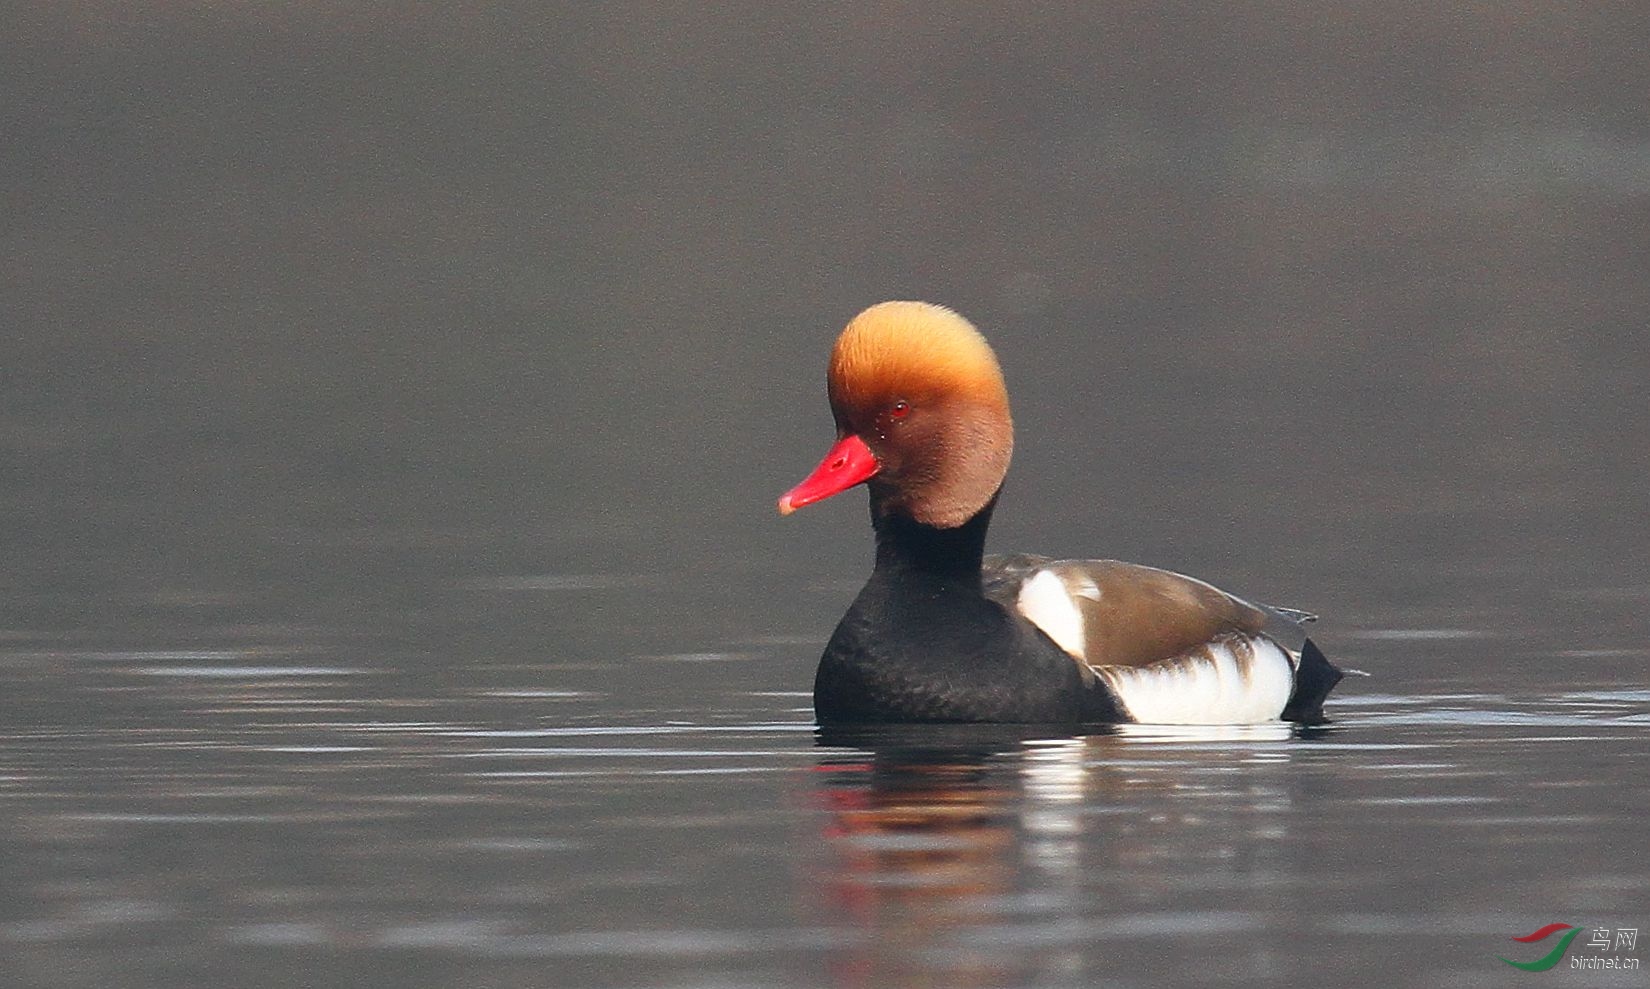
[
  {"x1": 1094, "y1": 635, "x2": 1296, "y2": 725},
  {"x1": 1016, "y1": 569, "x2": 1088, "y2": 661}
]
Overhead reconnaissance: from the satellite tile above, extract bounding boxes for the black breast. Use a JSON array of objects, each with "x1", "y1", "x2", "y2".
[{"x1": 813, "y1": 572, "x2": 1124, "y2": 724}]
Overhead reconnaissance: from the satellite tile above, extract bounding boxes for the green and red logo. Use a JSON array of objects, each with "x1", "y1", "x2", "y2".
[{"x1": 1498, "y1": 923, "x2": 1582, "y2": 971}]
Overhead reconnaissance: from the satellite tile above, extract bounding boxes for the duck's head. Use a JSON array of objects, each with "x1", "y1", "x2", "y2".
[{"x1": 778, "y1": 301, "x2": 1013, "y2": 529}]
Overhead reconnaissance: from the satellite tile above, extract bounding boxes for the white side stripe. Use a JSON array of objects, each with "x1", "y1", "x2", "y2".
[{"x1": 1094, "y1": 635, "x2": 1296, "y2": 725}]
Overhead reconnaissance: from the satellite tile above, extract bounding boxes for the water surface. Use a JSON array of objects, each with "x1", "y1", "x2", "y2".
[{"x1": 2, "y1": 572, "x2": 1646, "y2": 987}]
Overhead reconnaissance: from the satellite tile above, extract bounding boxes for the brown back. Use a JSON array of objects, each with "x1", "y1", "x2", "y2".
[{"x1": 985, "y1": 556, "x2": 1271, "y2": 668}]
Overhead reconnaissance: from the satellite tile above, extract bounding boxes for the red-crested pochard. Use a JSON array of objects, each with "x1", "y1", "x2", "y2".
[{"x1": 779, "y1": 301, "x2": 1344, "y2": 725}]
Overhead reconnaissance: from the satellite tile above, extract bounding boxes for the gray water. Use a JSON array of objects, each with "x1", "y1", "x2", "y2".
[{"x1": 4, "y1": 6, "x2": 1649, "y2": 987}]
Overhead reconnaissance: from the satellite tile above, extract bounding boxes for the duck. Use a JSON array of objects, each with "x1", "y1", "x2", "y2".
[{"x1": 778, "y1": 300, "x2": 1345, "y2": 726}]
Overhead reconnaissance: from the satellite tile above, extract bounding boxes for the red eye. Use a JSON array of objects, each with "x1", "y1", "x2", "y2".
[{"x1": 889, "y1": 401, "x2": 910, "y2": 419}]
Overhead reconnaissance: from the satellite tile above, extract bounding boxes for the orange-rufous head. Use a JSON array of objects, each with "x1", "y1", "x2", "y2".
[{"x1": 778, "y1": 301, "x2": 1013, "y2": 528}]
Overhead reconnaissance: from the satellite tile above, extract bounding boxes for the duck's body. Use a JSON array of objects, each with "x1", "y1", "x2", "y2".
[
  {"x1": 781, "y1": 302, "x2": 1344, "y2": 726},
  {"x1": 813, "y1": 503, "x2": 1124, "y2": 724}
]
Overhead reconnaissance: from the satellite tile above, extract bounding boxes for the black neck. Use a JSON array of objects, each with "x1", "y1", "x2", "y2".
[{"x1": 870, "y1": 493, "x2": 998, "y2": 584}]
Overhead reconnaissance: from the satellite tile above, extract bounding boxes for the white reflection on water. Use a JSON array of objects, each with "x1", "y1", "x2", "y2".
[
  {"x1": 1019, "y1": 739, "x2": 1087, "y2": 880},
  {"x1": 1112, "y1": 722, "x2": 1295, "y2": 743},
  {"x1": 471, "y1": 689, "x2": 596, "y2": 699},
  {"x1": 130, "y1": 666, "x2": 364, "y2": 678},
  {"x1": 1347, "y1": 629, "x2": 1489, "y2": 641},
  {"x1": 67, "y1": 650, "x2": 315, "y2": 662},
  {"x1": 444, "y1": 746, "x2": 790, "y2": 757},
  {"x1": 476, "y1": 767, "x2": 784, "y2": 778}
]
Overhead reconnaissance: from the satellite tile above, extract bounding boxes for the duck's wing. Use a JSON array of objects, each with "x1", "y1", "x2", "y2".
[
  {"x1": 983, "y1": 556, "x2": 1275, "y2": 668},
  {"x1": 983, "y1": 556, "x2": 1340, "y2": 724}
]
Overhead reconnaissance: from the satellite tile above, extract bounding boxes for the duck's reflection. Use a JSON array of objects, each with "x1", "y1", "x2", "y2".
[
  {"x1": 816, "y1": 733, "x2": 1018, "y2": 900},
  {"x1": 806, "y1": 722, "x2": 1311, "y2": 988},
  {"x1": 807, "y1": 725, "x2": 1091, "y2": 987}
]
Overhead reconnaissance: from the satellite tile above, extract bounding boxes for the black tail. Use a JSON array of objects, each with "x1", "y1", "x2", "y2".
[{"x1": 1282, "y1": 637, "x2": 1344, "y2": 724}]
